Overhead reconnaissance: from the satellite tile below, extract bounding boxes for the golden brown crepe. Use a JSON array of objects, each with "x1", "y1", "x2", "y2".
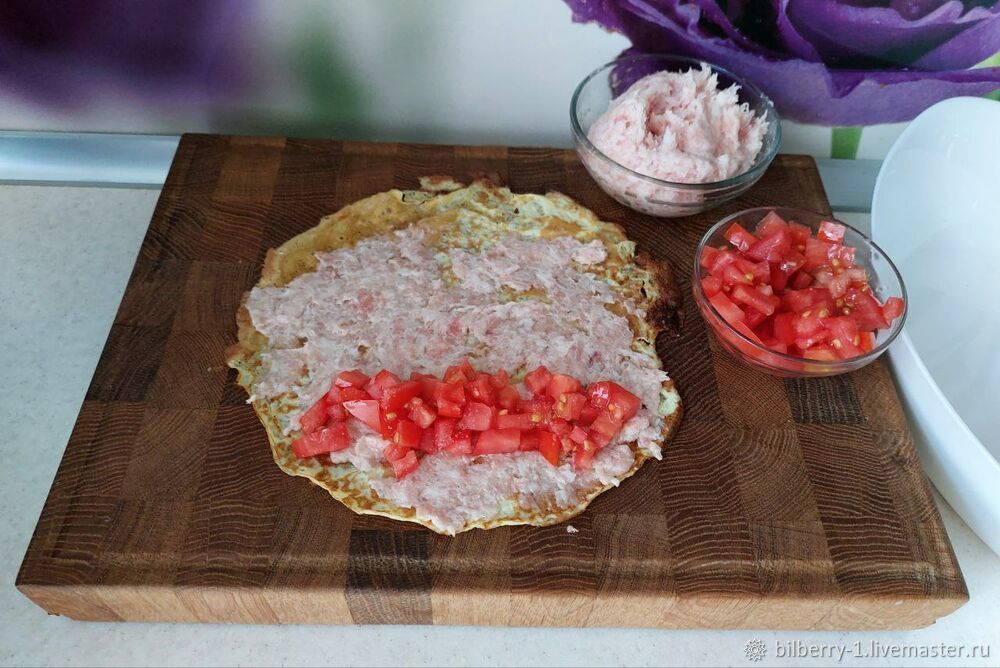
[{"x1": 225, "y1": 179, "x2": 682, "y2": 533}]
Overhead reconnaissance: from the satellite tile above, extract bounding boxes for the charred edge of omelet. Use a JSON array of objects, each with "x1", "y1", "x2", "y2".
[{"x1": 224, "y1": 179, "x2": 683, "y2": 534}]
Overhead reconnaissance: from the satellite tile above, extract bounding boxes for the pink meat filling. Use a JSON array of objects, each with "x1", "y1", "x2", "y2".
[
  {"x1": 244, "y1": 229, "x2": 671, "y2": 532},
  {"x1": 588, "y1": 65, "x2": 768, "y2": 184}
]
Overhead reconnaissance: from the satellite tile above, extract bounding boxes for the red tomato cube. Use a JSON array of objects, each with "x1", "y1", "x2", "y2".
[
  {"x1": 882, "y1": 296, "x2": 904, "y2": 321},
  {"x1": 292, "y1": 422, "x2": 350, "y2": 459},
  {"x1": 457, "y1": 401, "x2": 495, "y2": 431},
  {"x1": 524, "y1": 365, "x2": 553, "y2": 395},
  {"x1": 446, "y1": 428, "x2": 474, "y2": 455},
  {"x1": 817, "y1": 220, "x2": 846, "y2": 243},
  {"x1": 389, "y1": 450, "x2": 420, "y2": 479},
  {"x1": 392, "y1": 419, "x2": 424, "y2": 450},
  {"x1": 555, "y1": 392, "x2": 587, "y2": 421},
  {"x1": 709, "y1": 292, "x2": 746, "y2": 325},
  {"x1": 537, "y1": 432, "x2": 561, "y2": 466},
  {"x1": 300, "y1": 399, "x2": 328, "y2": 434},
  {"x1": 724, "y1": 222, "x2": 758, "y2": 252},
  {"x1": 467, "y1": 377, "x2": 496, "y2": 406},
  {"x1": 496, "y1": 412, "x2": 536, "y2": 431},
  {"x1": 701, "y1": 275, "x2": 723, "y2": 297},
  {"x1": 334, "y1": 370, "x2": 370, "y2": 389},
  {"x1": 546, "y1": 373, "x2": 582, "y2": 401},
  {"x1": 755, "y1": 211, "x2": 789, "y2": 237},
  {"x1": 474, "y1": 428, "x2": 521, "y2": 454},
  {"x1": 380, "y1": 380, "x2": 422, "y2": 413},
  {"x1": 497, "y1": 385, "x2": 520, "y2": 411},
  {"x1": 520, "y1": 429, "x2": 540, "y2": 452}
]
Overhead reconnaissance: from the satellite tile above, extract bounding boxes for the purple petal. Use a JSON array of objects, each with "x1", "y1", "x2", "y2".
[
  {"x1": 566, "y1": 0, "x2": 1000, "y2": 124},
  {"x1": 784, "y1": 0, "x2": 1000, "y2": 69}
]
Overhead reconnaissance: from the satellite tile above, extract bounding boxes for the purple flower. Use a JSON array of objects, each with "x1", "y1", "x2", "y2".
[
  {"x1": 565, "y1": 0, "x2": 1000, "y2": 125},
  {"x1": 0, "y1": 0, "x2": 251, "y2": 109}
]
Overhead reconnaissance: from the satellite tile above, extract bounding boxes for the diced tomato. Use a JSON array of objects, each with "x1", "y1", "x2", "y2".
[
  {"x1": 434, "y1": 380, "x2": 466, "y2": 406},
  {"x1": 444, "y1": 359, "x2": 475, "y2": 384},
  {"x1": 790, "y1": 269, "x2": 813, "y2": 289},
  {"x1": 722, "y1": 262, "x2": 754, "y2": 286},
  {"x1": 392, "y1": 419, "x2": 424, "y2": 450},
  {"x1": 419, "y1": 426, "x2": 438, "y2": 453},
  {"x1": 804, "y1": 237, "x2": 833, "y2": 269},
  {"x1": 773, "y1": 312, "x2": 797, "y2": 345},
  {"x1": 769, "y1": 264, "x2": 788, "y2": 291},
  {"x1": 732, "y1": 320, "x2": 764, "y2": 346},
  {"x1": 882, "y1": 296, "x2": 904, "y2": 321},
  {"x1": 327, "y1": 385, "x2": 366, "y2": 403},
  {"x1": 300, "y1": 399, "x2": 328, "y2": 434},
  {"x1": 709, "y1": 292, "x2": 746, "y2": 324},
  {"x1": 436, "y1": 398, "x2": 463, "y2": 418},
  {"x1": 521, "y1": 397, "x2": 554, "y2": 423},
  {"x1": 569, "y1": 425, "x2": 588, "y2": 444},
  {"x1": 520, "y1": 429, "x2": 540, "y2": 452},
  {"x1": 731, "y1": 283, "x2": 780, "y2": 316},
  {"x1": 590, "y1": 410, "x2": 623, "y2": 443},
  {"x1": 829, "y1": 244, "x2": 855, "y2": 266},
  {"x1": 457, "y1": 401, "x2": 495, "y2": 431},
  {"x1": 406, "y1": 397, "x2": 437, "y2": 429},
  {"x1": 380, "y1": 380, "x2": 421, "y2": 413},
  {"x1": 578, "y1": 403, "x2": 600, "y2": 426},
  {"x1": 524, "y1": 365, "x2": 552, "y2": 395},
  {"x1": 778, "y1": 250, "x2": 807, "y2": 276},
  {"x1": 755, "y1": 210, "x2": 789, "y2": 237},
  {"x1": 788, "y1": 221, "x2": 811, "y2": 247},
  {"x1": 497, "y1": 385, "x2": 520, "y2": 410},
  {"x1": 446, "y1": 428, "x2": 474, "y2": 455},
  {"x1": 389, "y1": 450, "x2": 419, "y2": 479},
  {"x1": 555, "y1": 392, "x2": 587, "y2": 421},
  {"x1": 292, "y1": 422, "x2": 351, "y2": 459},
  {"x1": 326, "y1": 402, "x2": 348, "y2": 422},
  {"x1": 700, "y1": 245, "x2": 721, "y2": 270},
  {"x1": 433, "y1": 418, "x2": 457, "y2": 452},
  {"x1": 343, "y1": 399, "x2": 387, "y2": 436},
  {"x1": 792, "y1": 309, "x2": 825, "y2": 338},
  {"x1": 548, "y1": 418, "x2": 572, "y2": 436},
  {"x1": 823, "y1": 315, "x2": 863, "y2": 359},
  {"x1": 794, "y1": 330, "x2": 831, "y2": 350},
  {"x1": 474, "y1": 428, "x2": 521, "y2": 454},
  {"x1": 803, "y1": 346, "x2": 837, "y2": 361},
  {"x1": 858, "y1": 331, "x2": 876, "y2": 352},
  {"x1": 707, "y1": 249, "x2": 739, "y2": 275},
  {"x1": 467, "y1": 376, "x2": 496, "y2": 406},
  {"x1": 845, "y1": 287, "x2": 889, "y2": 330},
  {"x1": 701, "y1": 275, "x2": 723, "y2": 297},
  {"x1": 418, "y1": 377, "x2": 442, "y2": 403},
  {"x1": 490, "y1": 369, "x2": 510, "y2": 388},
  {"x1": 573, "y1": 440, "x2": 598, "y2": 470},
  {"x1": 817, "y1": 220, "x2": 846, "y2": 243},
  {"x1": 606, "y1": 383, "x2": 642, "y2": 421},
  {"x1": 496, "y1": 412, "x2": 536, "y2": 430},
  {"x1": 737, "y1": 257, "x2": 770, "y2": 283},
  {"x1": 586, "y1": 382, "x2": 611, "y2": 409},
  {"x1": 764, "y1": 339, "x2": 789, "y2": 354},
  {"x1": 546, "y1": 373, "x2": 582, "y2": 401},
  {"x1": 537, "y1": 432, "x2": 561, "y2": 466},
  {"x1": 745, "y1": 228, "x2": 791, "y2": 262},
  {"x1": 456, "y1": 358, "x2": 476, "y2": 381},
  {"x1": 724, "y1": 222, "x2": 758, "y2": 252},
  {"x1": 334, "y1": 370, "x2": 370, "y2": 389},
  {"x1": 365, "y1": 369, "x2": 401, "y2": 399}
]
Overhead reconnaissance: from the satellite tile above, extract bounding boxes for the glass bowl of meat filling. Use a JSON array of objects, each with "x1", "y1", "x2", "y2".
[{"x1": 571, "y1": 53, "x2": 781, "y2": 217}]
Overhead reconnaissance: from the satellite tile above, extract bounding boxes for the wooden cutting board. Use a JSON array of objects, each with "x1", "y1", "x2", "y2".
[{"x1": 18, "y1": 135, "x2": 967, "y2": 629}]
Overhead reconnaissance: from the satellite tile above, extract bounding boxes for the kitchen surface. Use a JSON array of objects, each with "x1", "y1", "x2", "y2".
[{"x1": 2, "y1": 175, "x2": 997, "y2": 666}]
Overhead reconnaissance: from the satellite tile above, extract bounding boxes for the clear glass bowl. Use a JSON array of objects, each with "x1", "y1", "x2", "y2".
[
  {"x1": 693, "y1": 207, "x2": 908, "y2": 377},
  {"x1": 570, "y1": 54, "x2": 781, "y2": 218}
]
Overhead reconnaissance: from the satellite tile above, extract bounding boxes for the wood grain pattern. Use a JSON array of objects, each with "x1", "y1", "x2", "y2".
[{"x1": 18, "y1": 135, "x2": 967, "y2": 628}]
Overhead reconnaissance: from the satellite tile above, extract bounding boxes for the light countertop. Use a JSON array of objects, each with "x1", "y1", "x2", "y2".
[{"x1": 1, "y1": 184, "x2": 997, "y2": 668}]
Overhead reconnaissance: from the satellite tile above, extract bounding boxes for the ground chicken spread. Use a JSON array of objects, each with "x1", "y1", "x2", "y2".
[{"x1": 588, "y1": 65, "x2": 768, "y2": 184}]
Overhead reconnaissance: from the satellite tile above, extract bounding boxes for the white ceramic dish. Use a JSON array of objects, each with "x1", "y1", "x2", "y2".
[{"x1": 872, "y1": 96, "x2": 1000, "y2": 555}]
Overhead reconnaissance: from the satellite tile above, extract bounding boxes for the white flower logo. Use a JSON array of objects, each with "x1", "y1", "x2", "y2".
[{"x1": 744, "y1": 638, "x2": 767, "y2": 662}]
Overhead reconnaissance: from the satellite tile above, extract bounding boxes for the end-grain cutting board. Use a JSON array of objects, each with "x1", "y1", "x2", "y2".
[{"x1": 18, "y1": 135, "x2": 967, "y2": 629}]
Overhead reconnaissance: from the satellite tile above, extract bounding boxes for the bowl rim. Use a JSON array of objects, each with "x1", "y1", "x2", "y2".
[
  {"x1": 570, "y1": 53, "x2": 782, "y2": 191},
  {"x1": 693, "y1": 206, "x2": 909, "y2": 369}
]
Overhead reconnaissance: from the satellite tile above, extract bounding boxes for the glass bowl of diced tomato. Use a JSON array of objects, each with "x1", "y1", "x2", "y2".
[{"x1": 693, "y1": 207, "x2": 907, "y2": 377}]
